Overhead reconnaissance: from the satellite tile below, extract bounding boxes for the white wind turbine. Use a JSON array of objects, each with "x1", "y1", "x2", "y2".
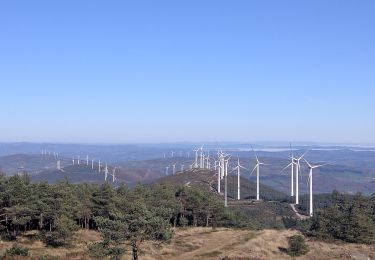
[
  {"x1": 303, "y1": 158, "x2": 326, "y2": 217},
  {"x1": 172, "y1": 163, "x2": 176, "y2": 175},
  {"x1": 250, "y1": 147, "x2": 267, "y2": 201},
  {"x1": 98, "y1": 160, "x2": 101, "y2": 173},
  {"x1": 165, "y1": 166, "x2": 169, "y2": 175},
  {"x1": 104, "y1": 164, "x2": 109, "y2": 181},
  {"x1": 199, "y1": 145, "x2": 204, "y2": 168},
  {"x1": 280, "y1": 143, "x2": 297, "y2": 197},
  {"x1": 112, "y1": 167, "x2": 117, "y2": 182},
  {"x1": 295, "y1": 150, "x2": 309, "y2": 204},
  {"x1": 233, "y1": 158, "x2": 247, "y2": 200},
  {"x1": 224, "y1": 155, "x2": 230, "y2": 207},
  {"x1": 217, "y1": 152, "x2": 223, "y2": 194},
  {"x1": 180, "y1": 164, "x2": 184, "y2": 172},
  {"x1": 193, "y1": 148, "x2": 199, "y2": 168},
  {"x1": 86, "y1": 155, "x2": 89, "y2": 166}
]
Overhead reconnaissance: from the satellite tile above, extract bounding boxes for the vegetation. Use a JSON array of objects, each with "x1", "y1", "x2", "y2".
[
  {"x1": 307, "y1": 191, "x2": 375, "y2": 244},
  {"x1": 5, "y1": 244, "x2": 29, "y2": 256},
  {"x1": 286, "y1": 235, "x2": 309, "y2": 256},
  {"x1": 0, "y1": 172, "x2": 374, "y2": 259},
  {"x1": 0, "y1": 174, "x2": 248, "y2": 259}
]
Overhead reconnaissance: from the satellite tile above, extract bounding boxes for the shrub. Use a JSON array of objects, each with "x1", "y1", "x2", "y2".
[
  {"x1": 286, "y1": 235, "x2": 309, "y2": 256},
  {"x1": 6, "y1": 244, "x2": 29, "y2": 256}
]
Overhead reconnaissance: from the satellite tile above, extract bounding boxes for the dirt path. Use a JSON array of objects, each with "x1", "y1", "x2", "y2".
[
  {"x1": 168, "y1": 229, "x2": 246, "y2": 260},
  {"x1": 290, "y1": 203, "x2": 311, "y2": 220}
]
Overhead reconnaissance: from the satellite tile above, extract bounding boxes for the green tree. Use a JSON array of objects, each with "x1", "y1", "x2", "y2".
[
  {"x1": 95, "y1": 199, "x2": 172, "y2": 260},
  {"x1": 286, "y1": 235, "x2": 309, "y2": 256}
]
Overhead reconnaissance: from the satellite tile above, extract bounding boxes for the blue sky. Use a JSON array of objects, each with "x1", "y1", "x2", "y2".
[{"x1": 0, "y1": 1, "x2": 374, "y2": 144}]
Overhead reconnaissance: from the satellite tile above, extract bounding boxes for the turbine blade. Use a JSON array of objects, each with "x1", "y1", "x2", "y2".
[{"x1": 250, "y1": 165, "x2": 257, "y2": 176}]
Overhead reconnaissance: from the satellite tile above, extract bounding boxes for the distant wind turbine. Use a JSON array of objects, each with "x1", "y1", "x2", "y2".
[{"x1": 165, "y1": 166, "x2": 169, "y2": 176}]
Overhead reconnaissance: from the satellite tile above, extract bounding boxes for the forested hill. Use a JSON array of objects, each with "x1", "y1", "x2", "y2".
[{"x1": 153, "y1": 168, "x2": 291, "y2": 202}]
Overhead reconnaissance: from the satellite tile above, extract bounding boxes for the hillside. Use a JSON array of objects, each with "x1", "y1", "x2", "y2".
[
  {"x1": 153, "y1": 169, "x2": 297, "y2": 228},
  {"x1": 0, "y1": 228, "x2": 373, "y2": 260}
]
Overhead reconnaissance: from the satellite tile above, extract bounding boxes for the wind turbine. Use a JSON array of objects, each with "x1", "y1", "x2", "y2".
[
  {"x1": 193, "y1": 148, "x2": 199, "y2": 168},
  {"x1": 304, "y1": 158, "x2": 326, "y2": 217},
  {"x1": 86, "y1": 155, "x2": 89, "y2": 166},
  {"x1": 77, "y1": 156, "x2": 80, "y2": 165},
  {"x1": 72, "y1": 157, "x2": 75, "y2": 165},
  {"x1": 295, "y1": 150, "x2": 308, "y2": 204},
  {"x1": 250, "y1": 147, "x2": 267, "y2": 201},
  {"x1": 172, "y1": 163, "x2": 176, "y2": 175},
  {"x1": 91, "y1": 159, "x2": 94, "y2": 170},
  {"x1": 224, "y1": 155, "x2": 230, "y2": 207},
  {"x1": 217, "y1": 152, "x2": 223, "y2": 193},
  {"x1": 165, "y1": 166, "x2": 169, "y2": 175},
  {"x1": 57, "y1": 160, "x2": 61, "y2": 171},
  {"x1": 171, "y1": 151, "x2": 175, "y2": 158},
  {"x1": 104, "y1": 164, "x2": 108, "y2": 181},
  {"x1": 112, "y1": 167, "x2": 117, "y2": 182},
  {"x1": 280, "y1": 143, "x2": 296, "y2": 197},
  {"x1": 98, "y1": 160, "x2": 101, "y2": 173},
  {"x1": 233, "y1": 158, "x2": 247, "y2": 200},
  {"x1": 199, "y1": 145, "x2": 204, "y2": 168},
  {"x1": 181, "y1": 164, "x2": 184, "y2": 171}
]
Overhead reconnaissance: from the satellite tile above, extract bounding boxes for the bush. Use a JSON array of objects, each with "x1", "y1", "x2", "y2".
[
  {"x1": 88, "y1": 242, "x2": 124, "y2": 259},
  {"x1": 6, "y1": 244, "x2": 29, "y2": 256},
  {"x1": 286, "y1": 235, "x2": 309, "y2": 256}
]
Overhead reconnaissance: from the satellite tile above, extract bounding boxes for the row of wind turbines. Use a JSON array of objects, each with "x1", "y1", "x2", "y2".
[
  {"x1": 165, "y1": 144, "x2": 326, "y2": 217},
  {"x1": 41, "y1": 149, "x2": 118, "y2": 183}
]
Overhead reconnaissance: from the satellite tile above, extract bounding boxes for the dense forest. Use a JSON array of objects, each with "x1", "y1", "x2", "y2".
[
  {"x1": 0, "y1": 172, "x2": 374, "y2": 259},
  {"x1": 0, "y1": 173, "x2": 250, "y2": 259}
]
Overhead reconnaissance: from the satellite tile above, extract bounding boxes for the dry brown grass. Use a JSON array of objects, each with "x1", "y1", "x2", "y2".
[
  {"x1": 1, "y1": 228, "x2": 374, "y2": 260},
  {"x1": 0, "y1": 229, "x2": 101, "y2": 260}
]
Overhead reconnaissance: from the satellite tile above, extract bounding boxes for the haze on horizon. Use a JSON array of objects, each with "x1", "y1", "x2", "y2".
[{"x1": 1, "y1": 1, "x2": 374, "y2": 144}]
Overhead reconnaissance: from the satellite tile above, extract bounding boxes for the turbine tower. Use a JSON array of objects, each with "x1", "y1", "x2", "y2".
[
  {"x1": 280, "y1": 143, "x2": 297, "y2": 197},
  {"x1": 86, "y1": 155, "x2": 89, "y2": 166},
  {"x1": 251, "y1": 147, "x2": 266, "y2": 201},
  {"x1": 233, "y1": 158, "x2": 247, "y2": 200},
  {"x1": 224, "y1": 155, "x2": 230, "y2": 207},
  {"x1": 193, "y1": 148, "x2": 199, "y2": 168},
  {"x1": 181, "y1": 164, "x2": 184, "y2": 171},
  {"x1": 295, "y1": 151, "x2": 308, "y2": 204},
  {"x1": 72, "y1": 157, "x2": 75, "y2": 165},
  {"x1": 199, "y1": 145, "x2": 204, "y2": 168},
  {"x1": 304, "y1": 158, "x2": 326, "y2": 217},
  {"x1": 104, "y1": 164, "x2": 108, "y2": 181},
  {"x1": 57, "y1": 160, "x2": 61, "y2": 171},
  {"x1": 91, "y1": 159, "x2": 94, "y2": 170},
  {"x1": 112, "y1": 167, "x2": 117, "y2": 182},
  {"x1": 172, "y1": 163, "x2": 176, "y2": 175},
  {"x1": 165, "y1": 166, "x2": 169, "y2": 176},
  {"x1": 98, "y1": 160, "x2": 101, "y2": 173}
]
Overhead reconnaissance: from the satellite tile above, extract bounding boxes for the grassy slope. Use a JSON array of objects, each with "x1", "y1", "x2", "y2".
[{"x1": 1, "y1": 228, "x2": 374, "y2": 260}]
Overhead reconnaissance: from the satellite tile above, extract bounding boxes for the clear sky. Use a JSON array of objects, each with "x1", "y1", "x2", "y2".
[{"x1": 0, "y1": 1, "x2": 374, "y2": 144}]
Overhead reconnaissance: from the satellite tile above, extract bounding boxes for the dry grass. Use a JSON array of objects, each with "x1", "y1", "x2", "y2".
[
  {"x1": 0, "y1": 229, "x2": 101, "y2": 260},
  {"x1": 0, "y1": 228, "x2": 374, "y2": 260}
]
